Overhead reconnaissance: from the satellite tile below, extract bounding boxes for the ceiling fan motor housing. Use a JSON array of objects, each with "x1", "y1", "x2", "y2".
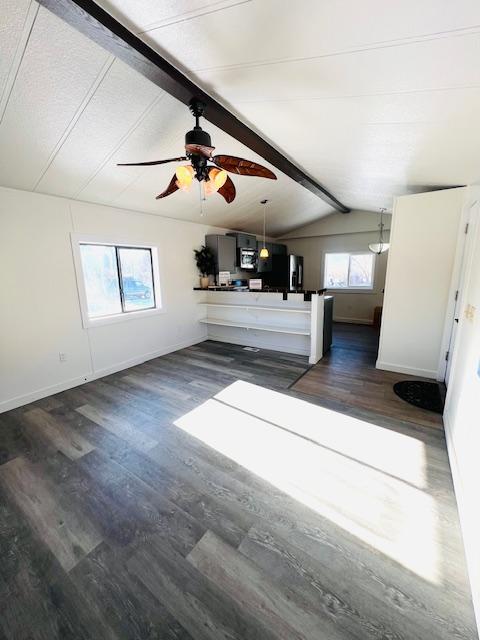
[{"x1": 185, "y1": 127, "x2": 212, "y2": 149}]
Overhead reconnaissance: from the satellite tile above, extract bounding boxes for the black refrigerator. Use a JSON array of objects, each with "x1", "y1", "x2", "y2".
[{"x1": 267, "y1": 254, "x2": 304, "y2": 290}]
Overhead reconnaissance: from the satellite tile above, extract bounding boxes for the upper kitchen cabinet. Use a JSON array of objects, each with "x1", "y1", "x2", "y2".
[
  {"x1": 227, "y1": 232, "x2": 257, "y2": 248},
  {"x1": 256, "y1": 242, "x2": 287, "y2": 273},
  {"x1": 271, "y1": 243, "x2": 287, "y2": 256},
  {"x1": 205, "y1": 234, "x2": 237, "y2": 273},
  {"x1": 257, "y1": 241, "x2": 273, "y2": 272}
]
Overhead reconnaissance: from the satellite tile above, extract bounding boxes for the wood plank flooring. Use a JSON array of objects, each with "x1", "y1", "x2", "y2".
[
  {"x1": 294, "y1": 323, "x2": 444, "y2": 429},
  {"x1": 0, "y1": 339, "x2": 477, "y2": 639}
]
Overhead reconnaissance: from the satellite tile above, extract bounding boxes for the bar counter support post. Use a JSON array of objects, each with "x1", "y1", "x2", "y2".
[{"x1": 309, "y1": 293, "x2": 325, "y2": 364}]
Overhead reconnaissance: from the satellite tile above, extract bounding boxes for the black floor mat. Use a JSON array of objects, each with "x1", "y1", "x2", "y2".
[{"x1": 393, "y1": 380, "x2": 444, "y2": 414}]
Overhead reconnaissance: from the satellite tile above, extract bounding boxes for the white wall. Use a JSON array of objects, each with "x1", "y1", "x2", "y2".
[
  {"x1": 283, "y1": 230, "x2": 389, "y2": 325},
  {"x1": 0, "y1": 186, "x2": 231, "y2": 412},
  {"x1": 280, "y1": 210, "x2": 391, "y2": 239},
  {"x1": 443, "y1": 190, "x2": 480, "y2": 630},
  {"x1": 377, "y1": 188, "x2": 466, "y2": 378}
]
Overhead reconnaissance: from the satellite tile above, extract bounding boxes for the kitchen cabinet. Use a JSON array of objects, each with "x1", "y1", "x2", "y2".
[
  {"x1": 256, "y1": 241, "x2": 273, "y2": 272},
  {"x1": 256, "y1": 242, "x2": 287, "y2": 273},
  {"x1": 271, "y1": 243, "x2": 287, "y2": 255},
  {"x1": 205, "y1": 234, "x2": 236, "y2": 273},
  {"x1": 226, "y1": 232, "x2": 257, "y2": 248}
]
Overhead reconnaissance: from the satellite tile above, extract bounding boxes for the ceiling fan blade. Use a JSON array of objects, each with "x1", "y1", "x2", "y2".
[
  {"x1": 185, "y1": 143, "x2": 215, "y2": 157},
  {"x1": 217, "y1": 175, "x2": 236, "y2": 204},
  {"x1": 155, "y1": 174, "x2": 179, "y2": 200},
  {"x1": 117, "y1": 156, "x2": 187, "y2": 167},
  {"x1": 212, "y1": 155, "x2": 277, "y2": 179}
]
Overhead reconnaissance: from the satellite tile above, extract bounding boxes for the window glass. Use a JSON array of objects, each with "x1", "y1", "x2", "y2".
[
  {"x1": 78, "y1": 243, "x2": 157, "y2": 320},
  {"x1": 324, "y1": 252, "x2": 374, "y2": 289},
  {"x1": 80, "y1": 244, "x2": 122, "y2": 318},
  {"x1": 118, "y1": 247, "x2": 155, "y2": 312},
  {"x1": 324, "y1": 253, "x2": 349, "y2": 288},
  {"x1": 349, "y1": 254, "x2": 374, "y2": 287}
]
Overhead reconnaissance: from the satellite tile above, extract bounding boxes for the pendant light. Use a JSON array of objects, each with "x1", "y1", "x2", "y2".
[
  {"x1": 259, "y1": 199, "x2": 269, "y2": 258},
  {"x1": 369, "y1": 208, "x2": 390, "y2": 254}
]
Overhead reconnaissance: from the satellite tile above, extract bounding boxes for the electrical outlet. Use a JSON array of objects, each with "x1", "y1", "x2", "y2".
[{"x1": 59, "y1": 352, "x2": 67, "y2": 362}]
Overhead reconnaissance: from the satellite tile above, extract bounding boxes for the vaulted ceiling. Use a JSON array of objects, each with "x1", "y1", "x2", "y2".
[{"x1": 2, "y1": 0, "x2": 480, "y2": 235}]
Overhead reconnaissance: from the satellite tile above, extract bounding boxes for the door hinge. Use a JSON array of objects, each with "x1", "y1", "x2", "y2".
[
  {"x1": 445, "y1": 350, "x2": 450, "y2": 362},
  {"x1": 455, "y1": 290, "x2": 459, "y2": 301},
  {"x1": 465, "y1": 222, "x2": 469, "y2": 234}
]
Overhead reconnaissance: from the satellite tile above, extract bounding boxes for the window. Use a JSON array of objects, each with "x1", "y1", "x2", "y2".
[
  {"x1": 78, "y1": 242, "x2": 158, "y2": 321},
  {"x1": 324, "y1": 252, "x2": 375, "y2": 290}
]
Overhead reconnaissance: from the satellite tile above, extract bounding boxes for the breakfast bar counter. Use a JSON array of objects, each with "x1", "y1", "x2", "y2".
[{"x1": 194, "y1": 288, "x2": 328, "y2": 364}]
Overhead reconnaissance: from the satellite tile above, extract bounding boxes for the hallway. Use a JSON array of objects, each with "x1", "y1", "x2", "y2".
[{"x1": 293, "y1": 323, "x2": 443, "y2": 430}]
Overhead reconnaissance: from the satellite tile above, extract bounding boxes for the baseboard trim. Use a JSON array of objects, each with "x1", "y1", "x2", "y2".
[
  {"x1": 0, "y1": 335, "x2": 207, "y2": 414},
  {"x1": 375, "y1": 359, "x2": 437, "y2": 379},
  {"x1": 333, "y1": 316, "x2": 373, "y2": 325}
]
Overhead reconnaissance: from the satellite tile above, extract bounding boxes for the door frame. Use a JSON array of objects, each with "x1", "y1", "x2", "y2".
[{"x1": 437, "y1": 194, "x2": 478, "y2": 382}]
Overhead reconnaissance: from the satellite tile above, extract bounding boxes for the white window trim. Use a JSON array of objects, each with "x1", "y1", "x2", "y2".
[
  {"x1": 322, "y1": 251, "x2": 376, "y2": 293},
  {"x1": 70, "y1": 233, "x2": 164, "y2": 329}
]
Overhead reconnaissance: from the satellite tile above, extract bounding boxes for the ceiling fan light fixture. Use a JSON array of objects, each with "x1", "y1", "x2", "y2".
[
  {"x1": 204, "y1": 168, "x2": 228, "y2": 197},
  {"x1": 119, "y1": 100, "x2": 276, "y2": 203},
  {"x1": 175, "y1": 164, "x2": 194, "y2": 190},
  {"x1": 213, "y1": 168, "x2": 228, "y2": 189},
  {"x1": 204, "y1": 168, "x2": 228, "y2": 196}
]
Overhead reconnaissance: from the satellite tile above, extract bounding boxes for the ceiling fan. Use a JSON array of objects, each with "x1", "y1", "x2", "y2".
[{"x1": 117, "y1": 98, "x2": 277, "y2": 204}]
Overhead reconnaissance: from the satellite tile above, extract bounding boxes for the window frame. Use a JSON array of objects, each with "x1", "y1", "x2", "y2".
[
  {"x1": 114, "y1": 245, "x2": 157, "y2": 314},
  {"x1": 71, "y1": 233, "x2": 163, "y2": 329},
  {"x1": 323, "y1": 251, "x2": 376, "y2": 292}
]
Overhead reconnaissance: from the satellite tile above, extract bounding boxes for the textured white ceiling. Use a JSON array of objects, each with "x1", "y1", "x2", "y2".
[
  {"x1": 97, "y1": 0, "x2": 480, "y2": 209},
  {"x1": 1, "y1": 1, "x2": 480, "y2": 234}
]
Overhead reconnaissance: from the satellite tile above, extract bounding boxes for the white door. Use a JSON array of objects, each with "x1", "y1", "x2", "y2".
[{"x1": 445, "y1": 202, "x2": 476, "y2": 385}]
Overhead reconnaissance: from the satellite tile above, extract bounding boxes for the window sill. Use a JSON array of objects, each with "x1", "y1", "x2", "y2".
[
  {"x1": 83, "y1": 306, "x2": 165, "y2": 329},
  {"x1": 325, "y1": 288, "x2": 378, "y2": 295}
]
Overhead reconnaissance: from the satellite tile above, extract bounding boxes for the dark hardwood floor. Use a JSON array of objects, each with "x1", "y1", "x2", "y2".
[
  {"x1": 294, "y1": 323, "x2": 444, "y2": 429},
  {"x1": 0, "y1": 340, "x2": 477, "y2": 639}
]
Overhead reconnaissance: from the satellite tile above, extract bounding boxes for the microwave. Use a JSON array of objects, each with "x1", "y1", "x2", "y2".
[{"x1": 239, "y1": 248, "x2": 257, "y2": 270}]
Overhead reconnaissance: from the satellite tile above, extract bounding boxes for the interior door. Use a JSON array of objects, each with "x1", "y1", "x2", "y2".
[{"x1": 445, "y1": 202, "x2": 475, "y2": 385}]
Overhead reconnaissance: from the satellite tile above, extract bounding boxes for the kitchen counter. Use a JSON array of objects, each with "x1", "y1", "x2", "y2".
[
  {"x1": 194, "y1": 289, "x2": 327, "y2": 363},
  {"x1": 193, "y1": 287, "x2": 327, "y2": 301}
]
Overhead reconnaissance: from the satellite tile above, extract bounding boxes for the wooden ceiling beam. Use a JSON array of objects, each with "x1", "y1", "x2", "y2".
[{"x1": 38, "y1": 0, "x2": 351, "y2": 213}]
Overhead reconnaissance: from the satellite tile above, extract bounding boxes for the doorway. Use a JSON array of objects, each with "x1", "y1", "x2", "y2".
[{"x1": 441, "y1": 200, "x2": 478, "y2": 386}]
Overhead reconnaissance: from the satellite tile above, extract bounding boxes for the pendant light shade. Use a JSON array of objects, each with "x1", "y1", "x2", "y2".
[
  {"x1": 369, "y1": 208, "x2": 390, "y2": 254},
  {"x1": 175, "y1": 164, "x2": 194, "y2": 191},
  {"x1": 204, "y1": 167, "x2": 228, "y2": 196},
  {"x1": 260, "y1": 199, "x2": 269, "y2": 258},
  {"x1": 368, "y1": 241, "x2": 390, "y2": 254}
]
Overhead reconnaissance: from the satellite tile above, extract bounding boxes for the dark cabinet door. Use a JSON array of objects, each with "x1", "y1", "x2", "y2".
[
  {"x1": 271, "y1": 243, "x2": 287, "y2": 256},
  {"x1": 205, "y1": 234, "x2": 237, "y2": 273},
  {"x1": 232, "y1": 233, "x2": 256, "y2": 248},
  {"x1": 217, "y1": 235, "x2": 236, "y2": 272},
  {"x1": 256, "y1": 241, "x2": 273, "y2": 272}
]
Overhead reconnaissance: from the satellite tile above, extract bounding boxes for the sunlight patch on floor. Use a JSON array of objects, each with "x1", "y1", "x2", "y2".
[
  {"x1": 174, "y1": 381, "x2": 440, "y2": 584},
  {"x1": 215, "y1": 380, "x2": 428, "y2": 488}
]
